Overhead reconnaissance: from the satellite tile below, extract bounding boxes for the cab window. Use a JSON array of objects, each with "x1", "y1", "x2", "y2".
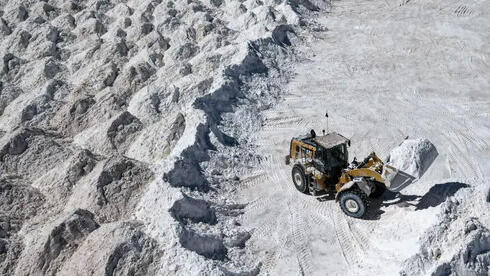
[{"x1": 316, "y1": 146, "x2": 328, "y2": 164}]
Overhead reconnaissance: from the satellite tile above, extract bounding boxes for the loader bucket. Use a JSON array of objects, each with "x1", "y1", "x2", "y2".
[
  {"x1": 382, "y1": 165, "x2": 416, "y2": 192},
  {"x1": 383, "y1": 138, "x2": 439, "y2": 192},
  {"x1": 386, "y1": 138, "x2": 439, "y2": 179}
]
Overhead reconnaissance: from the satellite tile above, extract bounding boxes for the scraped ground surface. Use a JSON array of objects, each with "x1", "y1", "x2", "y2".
[{"x1": 233, "y1": 0, "x2": 490, "y2": 274}]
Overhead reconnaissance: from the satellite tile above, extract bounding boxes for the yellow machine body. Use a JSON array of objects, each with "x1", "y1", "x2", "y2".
[
  {"x1": 335, "y1": 152, "x2": 385, "y2": 192},
  {"x1": 286, "y1": 131, "x2": 432, "y2": 218},
  {"x1": 287, "y1": 133, "x2": 388, "y2": 195}
]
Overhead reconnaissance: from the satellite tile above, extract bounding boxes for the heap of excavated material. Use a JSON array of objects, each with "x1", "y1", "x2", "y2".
[{"x1": 387, "y1": 138, "x2": 438, "y2": 179}]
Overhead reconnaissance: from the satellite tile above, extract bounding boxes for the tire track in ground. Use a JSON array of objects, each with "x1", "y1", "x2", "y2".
[
  {"x1": 446, "y1": 130, "x2": 483, "y2": 180},
  {"x1": 246, "y1": 196, "x2": 275, "y2": 214},
  {"x1": 242, "y1": 172, "x2": 284, "y2": 220},
  {"x1": 261, "y1": 118, "x2": 310, "y2": 134},
  {"x1": 260, "y1": 153, "x2": 285, "y2": 169},
  {"x1": 255, "y1": 210, "x2": 287, "y2": 274},
  {"x1": 247, "y1": 169, "x2": 301, "y2": 275},
  {"x1": 239, "y1": 173, "x2": 269, "y2": 191},
  {"x1": 454, "y1": 5, "x2": 472, "y2": 17},
  {"x1": 262, "y1": 116, "x2": 307, "y2": 130},
  {"x1": 310, "y1": 199, "x2": 335, "y2": 227},
  {"x1": 259, "y1": 213, "x2": 292, "y2": 275},
  {"x1": 290, "y1": 207, "x2": 314, "y2": 275},
  {"x1": 330, "y1": 209, "x2": 356, "y2": 268},
  {"x1": 346, "y1": 217, "x2": 377, "y2": 253},
  {"x1": 330, "y1": 207, "x2": 368, "y2": 271},
  {"x1": 458, "y1": 127, "x2": 489, "y2": 152},
  {"x1": 251, "y1": 220, "x2": 276, "y2": 244}
]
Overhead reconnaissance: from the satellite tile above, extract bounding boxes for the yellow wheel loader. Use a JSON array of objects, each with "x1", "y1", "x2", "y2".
[{"x1": 285, "y1": 130, "x2": 424, "y2": 218}]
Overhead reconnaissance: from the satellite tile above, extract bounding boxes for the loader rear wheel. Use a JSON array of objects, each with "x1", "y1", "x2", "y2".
[
  {"x1": 339, "y1": 189, "x2": 369, "y2": 218},
  {"x1": 292, "y1": 165, "x2": 308, "y2": 194}
]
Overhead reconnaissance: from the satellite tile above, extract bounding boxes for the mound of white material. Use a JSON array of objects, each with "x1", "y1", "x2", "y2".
[
  {"x1": 0, "y1": 0, "x2": 323, "y2": 274},
  {"x1": 387, "y1": 138, "x2": 438, "y2": 179},
  {"x1": 401, "y1": 200, "x2": 490, "y2": 276}
]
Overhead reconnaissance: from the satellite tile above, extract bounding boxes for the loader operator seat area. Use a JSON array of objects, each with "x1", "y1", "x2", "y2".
[
  {"x1": 315, "y1": 144, "x2": 348, "y2": 172},
  {"x1": 329, "y1": 144, "x2": 348, "y2": 167}
]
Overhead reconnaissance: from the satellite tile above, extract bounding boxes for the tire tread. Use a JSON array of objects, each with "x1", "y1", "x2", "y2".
[{"x1": 339, "y1": 188, "x2": 370, "y2": 218}]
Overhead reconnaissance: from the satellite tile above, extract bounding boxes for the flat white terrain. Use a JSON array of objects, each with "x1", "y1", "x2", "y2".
[{"x1": 235, "y1": 0, "x2": 490, "y2": 274}]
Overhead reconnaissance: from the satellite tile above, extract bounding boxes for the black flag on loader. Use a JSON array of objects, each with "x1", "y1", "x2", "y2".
[{"x1": 325, "y1": 112, "x2": 329, "y2": 133}]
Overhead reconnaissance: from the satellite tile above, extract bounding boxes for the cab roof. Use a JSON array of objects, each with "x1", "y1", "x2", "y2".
[{"x1": 312, "y1": 132, "x2": 350, "y2": 149}]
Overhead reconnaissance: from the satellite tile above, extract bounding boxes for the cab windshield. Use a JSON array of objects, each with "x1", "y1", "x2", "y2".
[
  {"x1": 316, "y1": 144, "x2": 348, "y2": 168},
  {"x1": 329, "y1": 144, "x2": 348, "y2": 167}
]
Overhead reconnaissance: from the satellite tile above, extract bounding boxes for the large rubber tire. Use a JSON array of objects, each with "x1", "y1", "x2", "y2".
[
  {"x1": 339, "y1": 189, "x2": 369, "y2": 218},
  {"x1": 291, "y1": 165, "x2": 309, "y2": 194},
  {"x1": 369, "y1": 182, "x2": 386, "y2": 198}
]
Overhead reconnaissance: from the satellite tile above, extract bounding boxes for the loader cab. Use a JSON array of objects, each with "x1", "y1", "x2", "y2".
[
  {"x1": 289, "y1": 131, "x2": 350, "y2": 174},
  {"x1": 314, "y1": 143, "x2": 349, "y2": 173}
]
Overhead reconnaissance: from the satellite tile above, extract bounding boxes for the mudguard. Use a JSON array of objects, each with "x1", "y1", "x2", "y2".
[{"x1": 335, "y1": 178, "x2": 373, "y2": 200}]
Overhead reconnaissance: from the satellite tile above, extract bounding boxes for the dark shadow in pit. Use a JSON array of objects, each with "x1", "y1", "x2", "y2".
[
  {"x1": 364, "y1": 182, "x2": 470, "y2": 220},
  {"x1": 486, "y1": 186, "x2": 490, "y2": 203},
  {"x1": 315, "y1": 182, "x2": 470, "y2": 220}
]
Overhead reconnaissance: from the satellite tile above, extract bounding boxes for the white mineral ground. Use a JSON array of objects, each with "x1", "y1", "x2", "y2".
[
  {"x1": 0, "y1": 0, "x2": 489, "y2": 275},
  {"x1": 230, "y1": 0, "x2": 490, "y2": 275}
]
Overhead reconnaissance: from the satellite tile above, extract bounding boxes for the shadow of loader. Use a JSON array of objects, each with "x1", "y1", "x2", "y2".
[{"x1": 364, "y1": 182, "x2": 470, "y2": 220}]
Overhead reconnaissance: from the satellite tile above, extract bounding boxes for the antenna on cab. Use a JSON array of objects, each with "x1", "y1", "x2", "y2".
[{"x1": 325, "y1": 111, "x2": 329, "y2": 134}]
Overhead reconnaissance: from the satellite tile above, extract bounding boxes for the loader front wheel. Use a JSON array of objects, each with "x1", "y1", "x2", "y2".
[
  {"x1": 292, "y1": 165, "x2": 308, "y2": 194},
  {"x1": 339, "y1": 189, "x2": 368, "y2": 218}
]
